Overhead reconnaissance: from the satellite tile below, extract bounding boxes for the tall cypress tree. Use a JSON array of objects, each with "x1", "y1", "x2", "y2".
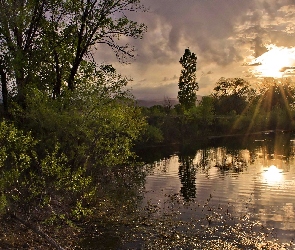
[{"x1": 178, "y1": 48, "x2": 199, "y2": 109}]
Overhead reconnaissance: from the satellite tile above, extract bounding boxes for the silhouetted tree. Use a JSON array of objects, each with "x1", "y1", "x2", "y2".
[
  {"x1": 212, "y1": 77, "x2": 254, "y2": 115},
  {"x1": 178, "y1": 48, "x2": 199, "y2": 109}
]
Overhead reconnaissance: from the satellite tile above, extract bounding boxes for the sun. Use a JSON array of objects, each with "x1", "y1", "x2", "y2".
[{"x1": 248, "y1": 44, "x2": 295, "y2": 78}]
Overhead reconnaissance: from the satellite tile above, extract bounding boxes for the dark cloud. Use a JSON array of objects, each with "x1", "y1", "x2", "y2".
[
  {"x1": 236, "y1": 0, "x2": 295, "y2": 54},
  {"x1": 95, "y1": 0, "x2": 295, "y2": 65},
  {"x1": 280, "y1": 66, "x2": 295, "y2": 73},
  {"x1": 128, "y1": 0, "x2": 256, "y2": 68},
  {"x1": 247, "y1": 62, "x2": 262, "y2": 66},
  {"x1": 252, "y1": 37, "x2": 268, "y2": 58}
]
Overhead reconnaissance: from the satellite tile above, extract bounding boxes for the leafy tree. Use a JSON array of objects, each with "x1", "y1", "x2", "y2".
[
  {"x1": 259, "y1": 78, "x2": 295, "y2": 112},
  {"x1": 0, "y1": 120, "x2": 94, "y2": 247},
  {"x1": 15, "y1": 65, "x2": 146, "y2": 169},
  {"x1": 0, "y1": 0, "x2": 147, "y2": 113},
  {"x1": 249, "y1": 78, "x2": 295, "y2": 130},
  {"x1": 213, "y1": 78, "x2": 254, "y2": 98},
  {"x1": 178, "y1": 48, "x2": 199, "y2": 109},
  {"x1": 0, "y1": 1, "x2": 148, "y2": 248},
  {"x1": 196, "y1": 96, "x2": 215, "y2": 127},
  {"x1": 1, "y1": 66, "x2": 147, "y2": 248},
  {"x1": 212, "y1": 77, "x2": 254, "y2": 115}
]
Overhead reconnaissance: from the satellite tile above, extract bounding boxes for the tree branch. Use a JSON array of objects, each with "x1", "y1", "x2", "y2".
[{"x1": 10, "y1": 212, "x2": 65, "y2": 250}]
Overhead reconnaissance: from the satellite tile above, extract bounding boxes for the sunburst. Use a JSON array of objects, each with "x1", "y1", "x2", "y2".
[{"x1": 248, "y1": 45, "x2": 295, "y2": 78}]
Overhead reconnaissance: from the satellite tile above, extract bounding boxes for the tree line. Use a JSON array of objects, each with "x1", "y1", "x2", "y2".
[{"x1": 140, "y1": 48, "x2": 295, "y2": 145}]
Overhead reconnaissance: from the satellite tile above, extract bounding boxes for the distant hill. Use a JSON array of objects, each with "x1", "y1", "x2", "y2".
[
  {"x1": 135, "y1": 96, "x2": 202, "y2": 107},
  {"x1": 135, "y1": 98, "x2": 179, "y2": 107}
]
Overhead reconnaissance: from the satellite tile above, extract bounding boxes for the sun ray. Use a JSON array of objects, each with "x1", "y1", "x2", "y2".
[
  {"x1": 245, "y1": 94, "x2": 266, "y2": 134},
  {"x1": 231, "y1": 96, "x2": 257, "y2": 133},
  {"x1": 230, "y1": 78, "x2": 295, "y2": 136}
]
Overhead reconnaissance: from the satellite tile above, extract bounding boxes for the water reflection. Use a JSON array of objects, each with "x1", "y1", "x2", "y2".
[
  {"x1": 143, "y1": 132, "x2": 295, "y2": 244},
  {"x1": 178, "y1": 155, "x2": 196, "y2": 201},
  {"x1": 262, "y1": 165, "x2": 284, "y2": 186}
]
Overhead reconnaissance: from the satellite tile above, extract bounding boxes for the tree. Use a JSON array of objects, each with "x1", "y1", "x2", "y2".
[
  {"x1": 258, "y1": 78, "x2": 295, "y2": 112},
  {"x1": 251, "y1": 78, "x2": 295, "y2": 130},
  {"x1": 0, "y1": 1, "x2": 148, "y2": 246},
  {"x1": 196, "y1": 96, "x2": 215, "y2": 127},
  {"x1": 178, "y1": 48, "x2": 198, "y2": 109},
  {"x1": 0, "y1": 67, "x2": 147, "y2": 248},
  {"x1": 213, "y1": 78, "x2": 252, "y2": 98},
  {"x1": 0, "y1": 120, "x2": 93, "y2": 248},
  {"x1": 212, "y1": 77, "x2": 254, "y2": 115},
  {"x1": 0, "y1": 0, "x2": 147, "y2": 112}
]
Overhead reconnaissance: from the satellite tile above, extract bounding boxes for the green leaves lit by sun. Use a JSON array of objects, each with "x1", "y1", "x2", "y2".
[
  {"x1": 262, "y1": 165, "x2": 283, "y2": 186},
  {"x1": 249, "y1": 45, "x2": 295, "y2": 78}
]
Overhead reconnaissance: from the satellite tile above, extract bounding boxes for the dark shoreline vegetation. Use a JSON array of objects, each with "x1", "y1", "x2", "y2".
[{"x1": 0, "y1": 1, "x2": 295, "y2": 249}]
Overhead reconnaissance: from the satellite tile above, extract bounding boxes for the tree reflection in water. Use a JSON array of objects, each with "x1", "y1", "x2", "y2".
[{"x1": 178, "y1": 155, "x2": 196, "y2": 201}]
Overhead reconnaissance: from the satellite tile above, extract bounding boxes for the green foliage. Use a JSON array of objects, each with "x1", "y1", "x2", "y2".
[
  {"x1": 0, "y1": 65, "x2": 146, "y2": 245},
  {"x1": 141, "y1": 96, "x2": 216, "y2": 145},
  {"x1": 245, "y1": 78, "x2": 295, "y2": 131},
  {"x1": 258, "y1": 78, "x2": 295, "y2": 112},
  {"x1": 11, "y1": 67, "x2": 146, "y2": 169},
  {"x1": 0, "y1": 120, "x2": 94, "y2": 220},
  {"x1": 210, "y1": 77, "x2": 295, "y2": 133},
  {"x1": 195, "y1": 96, "x2": 215, "y2": 127},
  {"x1": 0, "y1": 0, "x2": 147, "y2": 111},
  {"x1": 0, "y1": 121, "x2": 37, "y2": 215},
  {"x1": 212, "y1": 78, "x2": 254, "y2": 115},
  {"x1": 140, "y1": 125, "x2": 164, "y2": 144},
  {"x1": 178, "y1": 48, "x2": 199, "y2": 110}
]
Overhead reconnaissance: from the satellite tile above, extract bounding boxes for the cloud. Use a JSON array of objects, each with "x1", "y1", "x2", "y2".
[
  {"x1": 93, "y1": 0, "x2": 295, "y2": 99},
  {"x1": 280, "y1": 66, "x2": 295, "y2": 72},
  {"x1": 162, "y1": 75, "x2": 178, "y2": 82},
  {"x1": 247, "y1": 62, "x2": 262, "y2": 66},
  {"x1": 252, "y1": 37, "x2": 269, "y2": 58}
]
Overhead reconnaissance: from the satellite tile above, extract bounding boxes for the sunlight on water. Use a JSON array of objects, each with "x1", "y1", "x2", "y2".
[
  {"x1": 262, "y1": 165, "x2": 284, "y2": 186},
  {"x1": 142, "y1": 134, "x2": 295, "y2": 246}
]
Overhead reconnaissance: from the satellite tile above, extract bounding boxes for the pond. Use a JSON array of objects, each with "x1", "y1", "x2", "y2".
[{"x1": 140, "y1": 132, "x2": 295, "y2": 247}]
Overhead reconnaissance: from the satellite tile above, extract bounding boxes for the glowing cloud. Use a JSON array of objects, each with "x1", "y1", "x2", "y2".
[{"x1": 248, "y1": 45, "x2": 295, "y2": 78}]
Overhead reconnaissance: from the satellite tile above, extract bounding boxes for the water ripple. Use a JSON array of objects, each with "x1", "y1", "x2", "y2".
[{"x1": 143, "y1": 143, "x2": 295, "y2": 243}]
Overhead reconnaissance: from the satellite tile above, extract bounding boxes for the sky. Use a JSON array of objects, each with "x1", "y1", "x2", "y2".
[{"x1": 95, "y1": 0, "x2": 295, "y2": 100}]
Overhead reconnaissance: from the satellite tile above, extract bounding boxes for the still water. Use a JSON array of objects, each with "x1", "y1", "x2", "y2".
[{"x1": 142, "y1": 132, "x2": 295, "y2": 245}]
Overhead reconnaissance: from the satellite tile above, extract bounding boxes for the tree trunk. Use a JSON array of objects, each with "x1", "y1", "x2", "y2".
[
  {"x1": 53, "y1": 50, "x2": 62, "y2": 98},
  {"x1": 0, "y1": 63, "x2": 8, "y2": 115},
  {"x1": 10, "y1": 212, "x2": 65, "y2": 250},
  {"x1": 68, "y1": 60, "x2": 80, "y2": 91}
]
